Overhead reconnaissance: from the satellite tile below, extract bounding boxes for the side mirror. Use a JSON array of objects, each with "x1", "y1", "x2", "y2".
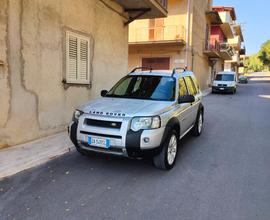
[
  {"x1": 101, "y1": 90, "x2": 108, "y2": 97},
  {"x1": 178, "y1": 95, "x2": 195, "y2": 104}
]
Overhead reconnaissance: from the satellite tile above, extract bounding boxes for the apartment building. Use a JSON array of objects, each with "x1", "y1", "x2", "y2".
[
  {"x1": 204, "y1": 6, "x2": 245, "y2": 80},
  {"x1": 128, "y1": 0, "x2": 214, "y2": 90},
  {"x1": 0, "y1": 0, "x2": 168, "y2": 147},
  {"x1": 128, "y1": 2, "x2": 245, "y2": 89}
]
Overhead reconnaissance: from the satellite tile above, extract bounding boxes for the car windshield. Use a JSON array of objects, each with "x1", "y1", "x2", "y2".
[
  {"x1": 215, "y1": 74, "x2": 234, "y2": 81},
  {"x1": 106, "y1": 75, "x2": 175, "y2": 101}
]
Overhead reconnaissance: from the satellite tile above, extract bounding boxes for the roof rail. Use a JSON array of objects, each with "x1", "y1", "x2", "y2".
[
  {"x1": 172, "y1": 67, "x2": 186, "y2": 77},
  {"x1": 130, "y1": 66, "x2": 153, "y2": 74}
]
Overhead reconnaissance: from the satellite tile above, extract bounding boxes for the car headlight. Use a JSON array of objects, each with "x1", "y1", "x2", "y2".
[
  {"x1": 130, "y1": 116, "x2": 161, "y2": 132},
  {"x1": 72, "y1": 110, "x2": 84, "y2": 122}
]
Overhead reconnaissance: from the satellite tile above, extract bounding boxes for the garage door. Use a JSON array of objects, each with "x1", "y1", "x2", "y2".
[{"x1": 142, "y1": 57, "x2": 170, "y2": 70}]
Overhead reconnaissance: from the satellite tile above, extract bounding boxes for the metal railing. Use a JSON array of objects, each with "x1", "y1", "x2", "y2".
[
  {"x1": 220, "y1": 42, "x2": 235, "y2": 56},
  {"x1": 204, "y1": 38, "x2": 220, "y2": 52},
  {"x1": 129, "y1": 25, "x2": 186, "y2": 43}
]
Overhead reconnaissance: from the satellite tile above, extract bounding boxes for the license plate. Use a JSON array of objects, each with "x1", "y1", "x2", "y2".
[
  {"x1": 219, "y1": 87, "x2": 225, "y2": 90},
  {"x1": 88, "y1": 136, "x2": 110, "y2": 148}
]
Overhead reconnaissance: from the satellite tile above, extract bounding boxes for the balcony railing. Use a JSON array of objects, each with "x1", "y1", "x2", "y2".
[
  {"x1": 220, "y1": 42, "x2": 235, "y2": 56},
  {"x1": 203, "y1": 38, "x2": 220, "y2": 58},
  {"x1": 204, "y1": 38, "x2": 235, "y2": 60},
  {"x1": 205, "y1": 38, "x2": 220, "y2": 52},
  {"x1": 218, "y1": 42, "x2": 235, "y2": 60},
  {"x1": 129, "y1": 25, "x2": 186, "y2": 43}
]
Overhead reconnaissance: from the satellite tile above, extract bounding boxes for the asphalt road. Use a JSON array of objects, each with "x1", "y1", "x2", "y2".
[{"x1": 1, "y1": 73, "x2": 270, "y2": 220}]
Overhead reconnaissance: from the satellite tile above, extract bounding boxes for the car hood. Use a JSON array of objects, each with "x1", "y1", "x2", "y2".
[{"x1": 78, "y1": 97, "x2": 175, "y2": 117}]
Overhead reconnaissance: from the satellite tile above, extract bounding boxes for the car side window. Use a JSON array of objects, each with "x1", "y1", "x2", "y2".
[
  {"x1": 113, "y1": 77, "x2": 132, "y2": 96},
  {"x1": 185, "y1": 76, "x2": 197, "y2": 95},
  {"x1": 179, "y1": 77, "x2": 188, "y2": 97},
  {"x1": 191, "y1": 76, "x2": 200, "y2": 92}
]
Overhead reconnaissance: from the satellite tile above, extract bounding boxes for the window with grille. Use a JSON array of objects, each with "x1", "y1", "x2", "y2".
[{"x1": 66, "y1": 31, "x2": 90, "y2": 84}]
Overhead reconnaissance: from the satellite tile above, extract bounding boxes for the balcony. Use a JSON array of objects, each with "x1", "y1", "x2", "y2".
[
  {"x1": 226, "y1": 52, "x2": 240, "y2": 64},
  {"x1": 205, "y1": 11, "x2": 222, "y2": 25},
  {"x1": 217, "y1": 12, "x2": 234, "y2": 38},
  {"x1": 204, "y1": 38, "x2": 220, "y2": 58},
  {"x1": 219, "y1": 42, "x2": 235, "y2": 60},
  {"x1": 129, "y1": 25, "x2": 186, "y2": 45},
  {"x1": 228, "y1": 36, "x2": 241, "y2": 51},
  {"x1": 233, "y1": 24, "x2": 244, "y2": 42},
  {"x1": 114, "y1": 0, "x2": 168, "y2": 20},
  {"x1": 240, "y1": 47, "x2": 246, "y2": 55}
]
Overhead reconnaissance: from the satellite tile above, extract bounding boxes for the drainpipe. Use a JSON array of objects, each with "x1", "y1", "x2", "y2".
[{"x1": 185, "y1": 0, "x2": 191, "y2": 69}]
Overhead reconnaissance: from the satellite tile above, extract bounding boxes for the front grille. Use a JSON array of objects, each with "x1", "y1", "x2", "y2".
[
  {"x1": 218, "y1": 84, "x2": 227, "y2": 87},
  {"x1": 84, "y1": 119, "x2": 122, "y2": 129}
]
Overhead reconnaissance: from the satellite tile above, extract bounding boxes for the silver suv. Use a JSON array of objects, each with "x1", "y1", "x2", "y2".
[{"x1": 69, "y1": 67, "x2": 204, "y2": 170}]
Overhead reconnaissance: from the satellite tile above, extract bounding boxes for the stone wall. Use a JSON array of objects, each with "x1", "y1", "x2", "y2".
[{"x1": 0, "y1": 0, "x2": 128, "y2": 147}]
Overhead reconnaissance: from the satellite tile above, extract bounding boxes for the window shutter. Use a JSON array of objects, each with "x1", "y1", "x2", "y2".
[
  {"x1": 78, "y1": 39, "x2": 88, "y2": 81},
  {"x1": 66, "y1": 31, "x2": 90, "y2": 84},
  {"x1": 67, "y1": 35, "x2": 78, "y2": 82}
]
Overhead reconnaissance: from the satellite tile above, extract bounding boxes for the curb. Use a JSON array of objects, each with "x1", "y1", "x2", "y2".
[{"x1": 202, "y1": 88, "x2": 211, "y2": 97}]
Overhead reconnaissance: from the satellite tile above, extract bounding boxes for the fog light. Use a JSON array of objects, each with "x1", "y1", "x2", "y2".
[{"x1": 143, "y1": 137, "x2": 150, "y2": 143}]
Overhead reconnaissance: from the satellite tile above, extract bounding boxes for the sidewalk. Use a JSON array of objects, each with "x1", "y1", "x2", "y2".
[{"x1": 0, "y1": 132, "x2": 74, "y2": 180}]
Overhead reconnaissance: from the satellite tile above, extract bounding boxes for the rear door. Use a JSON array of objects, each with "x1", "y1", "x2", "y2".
[
  {"x1": 184, "y1": 76, "x2": 201, "y2": 127},
  {"x1": 176, "y1": 77, "x2": 193, "y2": 135}
]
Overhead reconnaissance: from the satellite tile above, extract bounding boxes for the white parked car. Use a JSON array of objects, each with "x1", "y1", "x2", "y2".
[
  {"x1": 212, "y1": 71, "x2": 237, "y2": 94},
  {"x1": 69, "y1": 67, "x2": 204, "y2": 170}
]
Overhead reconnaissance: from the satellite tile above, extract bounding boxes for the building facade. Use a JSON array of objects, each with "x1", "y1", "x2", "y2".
[
  {"x1": 0, "y1": 0, "x2": 168, "y2": 147},
  {"x1": 128, "y1": 0, "x2": 214, "y2": 90},
  {"x1": 204, "y1": 6, "x2": 245, "y2": 80},
  {"x1": 128, "y1": 2, "x2": 245, "y2": 89}
]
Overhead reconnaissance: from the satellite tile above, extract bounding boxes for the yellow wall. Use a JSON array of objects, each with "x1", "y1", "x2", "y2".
[
  {"x1": 129, "y1": 0, "x2": 187, "y2": 43},
  {"x1": 129, "y1": 43, "x2": 186, "y2": 71},
  {"x1": 0, "y1": 0, "x2": 128, "y2": 147},
  {"x1": 190, "y1": 0, "x2": 213, "y2": 89}
]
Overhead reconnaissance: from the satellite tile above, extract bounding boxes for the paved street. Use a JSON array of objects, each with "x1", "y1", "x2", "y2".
[{"x1": 1, "y1": 73, "x2": 270, "y2": 220}]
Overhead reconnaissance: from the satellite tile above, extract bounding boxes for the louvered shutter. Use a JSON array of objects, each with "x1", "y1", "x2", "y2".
[
  {"x1": 78, "y1": 39, "x2": 88, "y2": 81},
  {"x1": 66, "y1": 31, "x2": 90, "y2": 84},
  {"x1": 67, "y1": 35, "x2": 78, "y2": 82}
]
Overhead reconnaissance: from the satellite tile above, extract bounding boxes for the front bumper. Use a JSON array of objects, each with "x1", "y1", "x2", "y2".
[
  {"x1": 212, "y1": 86, "x2": 235, "y2": 93},
  {"x1": 68, "y1": 117, "x2": 165, "y2": 158}
]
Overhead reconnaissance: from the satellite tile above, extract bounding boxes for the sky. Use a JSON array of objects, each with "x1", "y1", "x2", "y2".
[{"x1": 214, "y1": 0, "x2": 270, "y2": 55}]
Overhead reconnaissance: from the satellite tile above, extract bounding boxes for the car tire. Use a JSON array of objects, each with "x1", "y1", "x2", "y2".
[
  {"x1": 75, "y1": 145, "x2": 88, "y2": 156},
  {"x1": 192, "y1": 110, "x2": 203, "y2": 136},
  {"x1": 153, "y1": 130, "x2": 179, "y2": 170}
]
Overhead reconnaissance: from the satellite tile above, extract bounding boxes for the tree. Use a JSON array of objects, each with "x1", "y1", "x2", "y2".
[
  {"x1": 245, "y1": 54, "x2": 264, "y2": 72},
  {"x1": 258, "y1": 40, "x2": 270, "y2": 68}
]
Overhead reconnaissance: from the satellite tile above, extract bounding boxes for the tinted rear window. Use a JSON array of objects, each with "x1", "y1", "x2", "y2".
[{"x1": 215, "y1": 74, "x2": 234, "y2": 81}]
